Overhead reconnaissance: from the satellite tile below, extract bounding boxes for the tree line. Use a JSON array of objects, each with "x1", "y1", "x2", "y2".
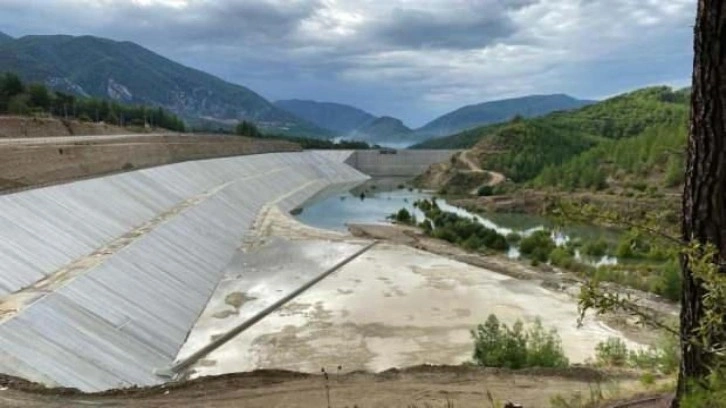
[{"x1": 0, "y1": 72, "x2": 186, "y2": 132}]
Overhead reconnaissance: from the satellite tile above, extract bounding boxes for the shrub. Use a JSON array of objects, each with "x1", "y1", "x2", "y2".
[
  {"x1": 471, "y1": 314, "x2": 568, "y2": 369},
  {"x1": 419, "y1": 219, "x2": 433, "y2": 234},
  {"x1": 506, "y1": 232, "x2": 522, "y2": 244},
  {"x1": 627, "y1": 334, "x2": 679, "y2": 374},
  {"x1": 390, "y1": 208, "x2": 415, "y2": 225},
  {"x1": 595, "y1": 337, "x2": 629, "y2": 367},
  {"x1": 412, "y1": 200, "x2": 509, "y2": 252},
  {"x1": 582, "y1": 238, "x2": 609, "y2": 258},
  {"x1": 655, "y1": 260, "x2": 681, "y2": 302},
  {"x1": 519, "y1": 230, "x2": 556, "y2": 262},
  {"x1": 549, "y1": 247, "x2": 575, "y2": 269},
  {"x1": 477, "y1": 185, "x2": 494, "y2": 196}
]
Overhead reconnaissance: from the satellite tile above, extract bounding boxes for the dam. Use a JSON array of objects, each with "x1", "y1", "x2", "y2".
[{"x1": 0, "y1": 149, "x2": 456, "y2": 391}]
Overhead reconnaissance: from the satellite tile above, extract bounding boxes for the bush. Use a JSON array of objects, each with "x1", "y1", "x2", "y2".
[
  {"x1": 655, "y1": 260, "x2": 681, "y2": 301},
  {"x1": 595, "y1": 337, "x2": 629, "y2": 367},
  {"x1": 472, "y1": 314, "x2": 568, "y2": 369},
  {"x1": 549, "y1": 247, "x2": 575, "y2": 269},
  {"x1": 477, "y1": 185, "x2": 494, "y2": 196},
  {"x1": 390, "y1": 208, "x2": 415, "y2": 225},
  {"x1": 506, "y1": 232, "x2": 522, "y2": 244},
  {"x1": 582, "y1": 238, "x2": 609, "y2": 258},
  {"x1": 519, "y1": 230, "x2": 556, "y2": 262},
  {"x1": 626, "y1": 334, "x2": 679, "y2": 374},
  {"x1": 412, "y1": 199, "x2": 509, "y2": 252}
]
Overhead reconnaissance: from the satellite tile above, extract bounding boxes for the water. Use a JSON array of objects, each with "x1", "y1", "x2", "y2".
[{"x1": 295, "y1": 182, "x2": 618, "y2": 265}]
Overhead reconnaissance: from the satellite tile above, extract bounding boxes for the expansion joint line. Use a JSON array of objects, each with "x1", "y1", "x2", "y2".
[{"x1": 155, "y1": 240, "x2": 379, "y2": 378}]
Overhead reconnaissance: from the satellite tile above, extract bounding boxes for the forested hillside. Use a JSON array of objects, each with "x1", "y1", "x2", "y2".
[
  {"x1": 415, "y1": 86, "x2": 690, "y2": 188},
  {"x1": 0, "y1": 72, "x2": 186, "y2": 131},
  {"x1": 0, "y1": 34, "x2": 329, "y2": 137}
]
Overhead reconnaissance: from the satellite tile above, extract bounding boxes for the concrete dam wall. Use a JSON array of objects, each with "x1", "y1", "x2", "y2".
[
  {"x1": 0, "y1": 151, "x2": 368, "y2": 391},
  {"x1": 0, "y1": 148, "x2": 454, "y2": 391},
  {"x1": 345, "y1": 150, "x2": 458, "y2": 177}
]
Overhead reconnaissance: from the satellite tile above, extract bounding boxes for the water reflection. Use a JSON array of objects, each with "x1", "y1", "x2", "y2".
[{"x1": 295, "y1": 183, "x2": 618, "y2": 266}]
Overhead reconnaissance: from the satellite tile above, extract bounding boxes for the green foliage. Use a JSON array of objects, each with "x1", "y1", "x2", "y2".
[
  {"x1": 519, "y1": 230, "x2": 556, "y2": 262},
  {"x1": 627, "y1": 335, "x2": 680, "y2": 375},
  {"x1": 416, "y1": 86, "x2": 689, "y2": 189},
  {"x1": 549, "y1": 247, "x2": 576, "y2": 269},
  {"x1": 389, "y1": 208, "x2": 415, "y2": 225},
  {"x1": 412, "y1": 199, "x2": 509, "y2": 252},
  {"x1": 582, "y1": 238, "x2": 609, "y2": 257},
  {"x1": 664, "y1": 154, "x2": 686, "y2": 187},
  {"x1": 506, "y1": 232, "x2": 522, "y2": 244},
  {"x1": 27, "y1": 83, "x2": 51, "y2": 110},
  {"x1": 480, "y1": 121, "x2": 600, "y2": 182},
  {"x1": 477, "y1": 185, "x2": 494, "y2": 196},
  {"x1": 235, "y1": 120, "x2": 263, "y2": 137},
  {"x1": 471, "y1": 314, "x2": 568, "y2": 369},
  {"x1": 681, "y1": 371, "x2": 726, "y2": 408},
  {"x1": 535, "y1": 123, "x2": 687, "y2": 190},
  {"x1": 595, "y1": 337, "x2": 629, "y2": 367},
  {"x1": 0, "y1": 72, "x2": 186, "y2": 131},
  {"x1": 0, "y1": 36, "x2": 331, "y2": 137}
]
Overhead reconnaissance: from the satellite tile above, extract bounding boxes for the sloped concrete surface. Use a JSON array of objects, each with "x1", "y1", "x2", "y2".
[{"x1": 0, "y1": 151, "x2": 367, "y2": 391}]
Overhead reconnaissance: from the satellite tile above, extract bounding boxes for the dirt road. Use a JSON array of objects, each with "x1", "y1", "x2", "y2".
[
  {"x1": 0, "y1": 367, "x2": 650, "y2": 408},
  {"x1": 459, "y1": 150, "x2": 506, "y2": 194}
]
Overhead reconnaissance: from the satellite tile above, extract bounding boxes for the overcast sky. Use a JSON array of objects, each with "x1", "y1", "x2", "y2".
[{"x1": 0, "y1": 0, "x2": 695, "y2": 127}]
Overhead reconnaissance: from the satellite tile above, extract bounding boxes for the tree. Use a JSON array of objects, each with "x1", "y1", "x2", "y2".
[
  {"x1": 27, "y1": 83, "x2": 52, "y2": 111},
  {"x1": 0, "y1": 73, "x2": 24, "y2": 98},
  {"x1": 677, "y1": 0, "x2": 726, "y2": 404},
  {"x1": 235, "y1": 120, "x2": 262, "y2": 137}
]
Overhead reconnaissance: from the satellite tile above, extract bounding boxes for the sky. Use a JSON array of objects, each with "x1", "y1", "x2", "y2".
[{"x1": 0, "y1": 0, "x2": 696, "y2": 127}]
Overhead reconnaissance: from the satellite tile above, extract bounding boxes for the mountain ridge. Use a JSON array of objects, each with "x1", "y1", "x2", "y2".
[
  {"x1": 0, "y1": 31, "x2": 13, "y2": 44},
  {"x1": 350, "y1": 116, "x2": 414, "y2": 142},
  {"x1": 0, "y1": 34, "x2": 331, "y2": 137},
  {"x1": 274, "y1": 99, "x2": 377, "y2": 134},
  {"x1": 416, "y1": 94, "x2": 595, "y2": 138}
]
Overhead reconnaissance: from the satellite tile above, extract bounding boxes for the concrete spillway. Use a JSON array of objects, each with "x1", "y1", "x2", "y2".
[{"x1": 0, "y1": 148, "x2": 455, "y2": 391}]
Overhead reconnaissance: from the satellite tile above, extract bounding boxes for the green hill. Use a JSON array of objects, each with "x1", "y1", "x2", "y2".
[
  {"x1": 414, "y1": 87, "x2": 689, "y2": 150},
  {"x1": 416, "y1": 94, "x2": 594, "y2": 138},
  {"x1": 535, "y1": 121, "x2": 687, "y2": 190},
  {"x1": 415, "y1": 86, "x2": 690, "y2": 186},
  {"x1": 0, "y1": 34, "x2": 331, "y2": 137},
  {"x1": 350, "y1": 116, "x2": 415, "y2": 143}
]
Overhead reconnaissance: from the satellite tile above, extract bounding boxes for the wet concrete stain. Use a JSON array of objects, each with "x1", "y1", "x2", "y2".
[{"x1": 225, "y1": 292, "x2": 257, "y2": 310}]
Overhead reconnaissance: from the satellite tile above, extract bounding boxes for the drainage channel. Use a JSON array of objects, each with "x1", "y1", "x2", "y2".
[{"x1": 156, "y1": 240, "x2": 378, "y2": 378}]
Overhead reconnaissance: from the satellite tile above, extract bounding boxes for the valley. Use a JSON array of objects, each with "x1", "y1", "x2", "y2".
[{"x1": 0, "y1": 2, "x2": 710, "y2": 405}]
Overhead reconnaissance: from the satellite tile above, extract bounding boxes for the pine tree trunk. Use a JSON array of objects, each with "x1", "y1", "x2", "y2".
[{"x1": 678, "y1": 0, "x2": 726, "y2": 404}]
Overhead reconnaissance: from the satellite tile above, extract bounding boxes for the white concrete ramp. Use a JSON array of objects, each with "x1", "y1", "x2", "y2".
[{"x1": 0, "y1": 151, "x2": 367, "y2": 391}]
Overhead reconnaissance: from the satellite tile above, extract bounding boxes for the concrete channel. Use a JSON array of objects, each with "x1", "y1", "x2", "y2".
[{"x1": 0, "y1": 148, "x2": 454, "y2": 391}]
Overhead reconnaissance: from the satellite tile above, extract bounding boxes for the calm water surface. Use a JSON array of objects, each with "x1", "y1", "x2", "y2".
[{"x1": 295, "y1": 182, "x2": 618, "y2": 265}]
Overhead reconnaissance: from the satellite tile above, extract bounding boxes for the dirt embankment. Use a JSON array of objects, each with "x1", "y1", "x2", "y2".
[
  {"x1": 415, "y1": 150, "x2": 503, "y2": 195},
  {"x1": 0, "y1": 365, "x2": 667, "y2": 408},
  {"x1": 0, "y1": 135, "x2": 300, "y2": 193},
  {"x1": 0, "y1": 115, "x2": 152, "y2": 138}
]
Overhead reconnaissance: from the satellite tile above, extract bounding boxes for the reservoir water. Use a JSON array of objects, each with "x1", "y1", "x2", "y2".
[{"x1": 295, "y1": 181, "x2": 619, "y2": 265}]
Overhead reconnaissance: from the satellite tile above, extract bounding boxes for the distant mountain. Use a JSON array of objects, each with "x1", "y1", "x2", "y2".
[
  {"x1": 274, "y1": 99, "x2": 376, "y2": 134},
  {"x1": 351, "y1": 116, "x2": 414, "y2": 142},
  {"x1": 0, "y1": 34, "x2": 331, "y2": 137},
  {"x1": 0, "y1": 31, "x2": 13, "y2": 44},
  {"x1": 416, "y1": 94, "x2": 595, "y2": 138}
]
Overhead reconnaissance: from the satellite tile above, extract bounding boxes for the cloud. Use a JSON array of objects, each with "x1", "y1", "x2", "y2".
[{"x1": 0, "y1": 0, "x2": 696, "y2": 126}]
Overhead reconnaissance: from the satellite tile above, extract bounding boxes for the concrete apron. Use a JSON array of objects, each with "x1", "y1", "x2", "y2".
[
  {"x1": 176, "y1": 237, "x2": 641, "y2": 379},
  {"x1": 170, "y1": 237, "x2": 375, "y2": 377}
]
